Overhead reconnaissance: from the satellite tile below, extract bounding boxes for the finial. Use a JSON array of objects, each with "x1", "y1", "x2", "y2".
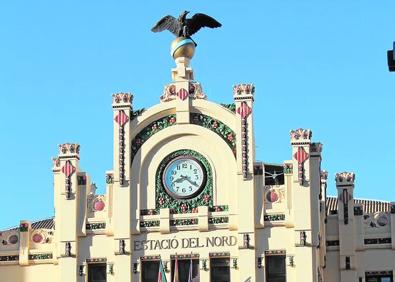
[
  {"x1": 335, "y1": 172, "x2": 355, "y2": 185},
  {"x1": 58, "y1": 143, "x2": 80, "y2": 157}
]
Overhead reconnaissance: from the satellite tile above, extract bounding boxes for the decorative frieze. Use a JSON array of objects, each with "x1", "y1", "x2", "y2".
[
  {"x1": 28, "y1": 253, "x2": 53, "y2": 260},
  {"x1": 170, "y1": 219, "x2": 198, "y2": 226},
  {"x1": 209, "y1": 205, "x2": 229, "y2": 212},
  {"x1": 140, "y1": 220, "x2": 160, "y2": 228},
  {"x1": 140, "y1": 209, "x2": 159, "y2": 216},
  {"x1": 0, "y1": 255, "x2": 19, "y2": 262},
  {"x1": 208, "y1": 217, "x2": 229, "y2": 224},
  {"x1": 171, "y1": 253, "x2": 199, "y2": 259},
  {"x1": 86, "y1": 257, "x2": 107, "y2": 263},
  {"x1": 140, "y1": 205, "x2": 228, "y2": 215},
  {"x1": 140, "y1": 255, "x2": 161, "y2": 261},
  {"x1": 265, "y1": 250, "x2": 286, "y2": 255},
  {"x1": 264, "y1": 214, "x2": 285, "y2": 221},
  {"x1": 220, "y1": 103, "x2": 236, "y2": 113},
  {"x1": 209, "y1": 252, "x2": 230, "y2": 258},
  {"x1": 86, "y1": 223, "x2": 106, "y2": 230},
  {"x1": 131, "y1": 115, "x2": 177, "y2": 161},
  {"x1": 190, "y1": 113, "x2": 236, "y2": 155},
  {"x1": 240, "y1": 110, "x2": 249, "y2": 179},
  {"x1": 364, "y1": 238, "x2": 391, "y2": 245}
]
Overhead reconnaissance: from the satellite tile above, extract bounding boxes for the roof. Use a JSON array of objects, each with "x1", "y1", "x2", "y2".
[
  {"x1": 326, "y1": 196, "x2": 391, "y2": 215},
  {"x1": 1, "y1": 217, "x2": 54, "y2": 232}
]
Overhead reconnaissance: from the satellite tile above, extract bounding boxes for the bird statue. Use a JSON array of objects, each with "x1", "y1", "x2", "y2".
[{"x1": 151, "y1": 11, "x2": 222, "y2": 45}]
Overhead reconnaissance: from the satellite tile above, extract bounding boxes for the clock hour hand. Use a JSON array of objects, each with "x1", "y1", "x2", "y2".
[{"x1": 172, "y1": 175, "x2": 188, "y2": 184}]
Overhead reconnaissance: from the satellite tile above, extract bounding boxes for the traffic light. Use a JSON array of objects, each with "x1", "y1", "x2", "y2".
[{"x1": 388, "y1": 42, "x2": 395, "y2": 72}]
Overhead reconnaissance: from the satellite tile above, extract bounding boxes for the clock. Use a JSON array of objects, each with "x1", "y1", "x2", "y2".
[{"x1": 162, "y1": 156, "x2": 206, "y2": 199}]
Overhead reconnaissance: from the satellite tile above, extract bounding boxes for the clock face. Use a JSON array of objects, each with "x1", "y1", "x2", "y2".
[{"x1": 162, "y1": 156, "x2": 206, "y2": 199}]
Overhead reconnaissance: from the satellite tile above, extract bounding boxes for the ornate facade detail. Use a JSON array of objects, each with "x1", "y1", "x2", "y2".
[
  {"x1": 52, "y1": 157, "x2": 60, "y2": 171},
  {"x1": 290, "y1": 128, "x2": 312, "y2": 142},
  {"x1": 208, "y1": 217, "x2": 229, "y2": 224},
  {"x1": 58, "y1": 143, "x2": 80, "y2": 156},
  {"x1": 31, "y1": 230, "x2": 53, "y2": 244},
  {"x1": 264, "y1": 214, "x2": 285, "y2": 221},
  {"x1": 364, "y1": 238, "x2": 392, "y2": 245},
  {"x1": 233, "y1": 84, "x2": 255, "y2": 97},
  {"x1": 160, "y1": 84, "x2": 177, "y2": 102},
  {"x1": 0, "y1": 255, "x2": 19, "y2": 262},
  {"x1": 320, "y1": 170, "x2": 328, "y2": 180},
  {"x1": 294, "y1": 147, "x2": 309, "y2": 185},
  {"x1": 364, "y1": 213, "x2": 390, "y2": 228},
  {"x1": 92, "y1": 196, "x2": 106, "y2": 212},
  {"x1": 190, "y1": 113, "x2": 236, "y2": 155},
  {"x1": 311, "y1": 142, "x2": 323, "y2": 153},
  {"x1": 253, "y1": 164, "x2": 263, "y2": 175},
  {"x1": 220, "y1": 103, "x2": 236, "y2": 113},
  {"x1": 140, "y1": 220, "x2": 160, "y2": 228},
  {"x1": 115, "y1": 110, "x2": 129, "y2": 186},
  {"x1": 86, "y1": 223, "x2": 106, "y2": 230},
  {"x1": 354, "y1": 206, "x2": 363, "y2": 216},
  {"x1": 131, "y1": 115, "x2": 177, "y2": 161},
  {"x1": 106, "y1": 172, "x2": 114, "y2": 184},
  {"x1": 62, "y1": 160, "x2": 76, "y2": 199},
  {"x1": 265, "y1": 186, "x2": 285, "y2": 204},
  {"x1": 241, "y1": 113, "x2": 248, "y2": 179},
  {"x1": 19, "y1": 223, "x2": 29, "y2": 232},
  {"x1": 335, "y1": 172, "x2": 355, "y2": 185},
  {"x1": 156, "y1": 150, "x2": 213, "y2": 214},
  {"x1": 283, "y1": 163, "x2": 293, "y2": 174},
  {"x1": 170, "y1": 219, "x2": 198, "y2": 226},
  {"x1": 112, "y1": 92, "x2": 133, "y2": 105},
  {"x1": 28, "y1": 253, "x2": 53, "y2": 260},
  {"x1": 189, "y1": 82, "x2": 206, "y2": 99}
]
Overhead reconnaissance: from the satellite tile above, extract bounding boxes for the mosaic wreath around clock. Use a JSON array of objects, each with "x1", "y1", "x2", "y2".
[{"x1": 156, "y1": 149, "x2": 213, "y2": 213}]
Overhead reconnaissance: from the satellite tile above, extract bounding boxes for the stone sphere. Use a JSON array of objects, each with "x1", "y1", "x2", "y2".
[{"x1": 171, "y1": 37, "x2": 195, "y2": 59}]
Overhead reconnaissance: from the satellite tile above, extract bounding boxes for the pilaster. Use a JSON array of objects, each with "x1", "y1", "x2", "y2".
[
  {"x1": 391, "y1": 202, "x2": 395, "y2": 250},
  {"x1": 233, "y1": 83, "x2": 256, "y2": 282},
  {"x1": 56, "y1": 143, "x2": 80, "y2": 282},
  {"x1": 18, "y1": 220, "x2": 30, "y2": 266},
  {"x1": 289, "y1": 128, "x2": 315, "y2": 281},
  {"x1": 112, "y1": 93, "x2": 133, "y2": 282},
  {"x1": 336, "y1": 172, "x2": 357, "y2": 281}
]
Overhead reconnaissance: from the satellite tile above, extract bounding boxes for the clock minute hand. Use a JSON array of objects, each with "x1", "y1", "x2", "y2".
[{"x1": 184, "y1": 176, "x2": 199, "y2": 187}]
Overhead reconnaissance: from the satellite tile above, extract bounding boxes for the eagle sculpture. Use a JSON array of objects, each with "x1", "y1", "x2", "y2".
[{"x1": 151, "y1": 11, "x2": 222, "y2": 40}]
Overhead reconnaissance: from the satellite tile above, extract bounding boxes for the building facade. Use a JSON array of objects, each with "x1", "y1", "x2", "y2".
[{"x1": 0, "y1": 38, "x2": 394, "y2": 282}]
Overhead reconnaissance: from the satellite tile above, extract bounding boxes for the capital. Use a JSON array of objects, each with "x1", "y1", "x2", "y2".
[
  {"x1": 233, "y1": 84, "x2": 255, "y2": 100},
  {"x1": 311, "y1": 142, "x2": 323, "y2": 154},
  {"x1": 112, "y1": 92, "x2": 133, "y2": 108},
  {"x1": 335, "y1": 172, "x2": 355, "y2": 186},
  {"x1": 320, "y1": 170, "x2": 328, "y2": 181},
  {"x1": 58, "y1": 143, "x2": 80, "y2": 158},
  {"x1": 290, "y1": 128, "x2": 312, "y2": 143}
]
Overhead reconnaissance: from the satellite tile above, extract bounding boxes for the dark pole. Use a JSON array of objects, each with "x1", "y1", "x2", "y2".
[{"x1": 388, "y1": 42, "x2": 395, "y2": 72}]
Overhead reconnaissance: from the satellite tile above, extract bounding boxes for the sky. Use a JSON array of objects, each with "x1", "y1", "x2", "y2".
[{"x1": 0, "y1": 1, "x2": 394, "y2": 229}]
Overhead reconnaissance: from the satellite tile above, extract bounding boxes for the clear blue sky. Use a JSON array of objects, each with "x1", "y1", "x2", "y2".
[{"x1": 0, "y1": 1, "x2": 394, "y2": 229}]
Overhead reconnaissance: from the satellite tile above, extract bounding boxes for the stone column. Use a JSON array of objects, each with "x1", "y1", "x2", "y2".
[
  {"x1": 336, "y1": 172, "x2": 357, "y2": 281},
  {"x1": 233, "y1": 84, "x2": 256, "y2": 282},
  {"x1": 112, "y1": 93, "x2": 133, "y2": 282},
  {"x1": 56, "y1": 143, "x2": 80, "y2": 282}
]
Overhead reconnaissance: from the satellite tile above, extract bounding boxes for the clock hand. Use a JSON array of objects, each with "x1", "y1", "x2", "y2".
[
  {"x1": 184, "y1": 176, "x2": 199, "y2": 187},
  {"x1": 172, "y1": 175, "x2": 188, "y2": 184}
]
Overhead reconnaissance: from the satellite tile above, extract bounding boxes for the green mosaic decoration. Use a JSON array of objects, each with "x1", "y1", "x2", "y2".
[
  {"x1": 190, "y1": 113, "x2": 236, "y2": 156},
  {"x1": 0, "y1": 255, "x2": 19, "y2": 262},
  {"x1": 264, "y1": 214, "x2": 285, "y2": 221},
  {"x1": 28, "y1": 253, "x2": 53, "y2": 260},
  {"x1": 131, "y1": 114, "x2": 177, "y2": 161},
  {"x1": 156, "y1": 149, "x2": 213, "y2": 214},
  {"x1": 86, "y1": 222, "x2": 106, "y2": 230},
  {"x1": 140, "y1": 220, "x2": 160, "y2": 228},
  {"x1": 208, "y1": 217, "x2": 229, "y2": 224},
  {"x1": 220, "y1": 103, "x2": 236, "y2": 113},
  {"x1": 170, "y1": 218, "x2": 198, "y2": 226}
]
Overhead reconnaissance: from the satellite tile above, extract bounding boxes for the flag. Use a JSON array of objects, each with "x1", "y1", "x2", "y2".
[
  {"x1": 157, "y1": 260, "x2": 167, "y2": 282},
  {"x1": 187, "y1": 257, "x2": 193, "y2": 282},
  {"x1": 173, "y1": 256, "x2": 179, "y2": 282}
]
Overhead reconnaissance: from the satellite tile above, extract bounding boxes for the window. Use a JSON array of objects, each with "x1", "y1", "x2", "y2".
[
  {"x1": 210, "y1": 257, "x2": 230, "y2": 282},
  {"x1": 265, "y1": 255, "x2": 286, "y2": 282},
  {"x1": 171, "y1": 258, "x2": 200, "y2": 282},
  {"x1": 141, "y1": 260, "x2": 160, "y2": 282},
  {"x1": 88, "y1": 263, "x2": 107, "y2": 282}
]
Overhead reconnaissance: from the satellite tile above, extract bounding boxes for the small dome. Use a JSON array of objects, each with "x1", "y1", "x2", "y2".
[{"x1": 171, "y1": 37, "x2": 195, "y2": 59}]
